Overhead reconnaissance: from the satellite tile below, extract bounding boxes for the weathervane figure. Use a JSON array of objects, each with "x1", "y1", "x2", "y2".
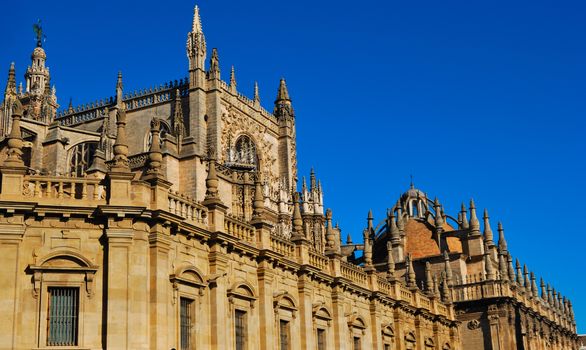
[{"x1": 32, "y1": 20, "x2": 46, "y2": 47}]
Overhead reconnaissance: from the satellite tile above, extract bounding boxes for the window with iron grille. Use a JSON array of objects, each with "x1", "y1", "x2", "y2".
[
  {"x1": 47, "y1": 287, "x2": 79, "y2": 346},
  {"x1": 279, "y1": 320, "x2": 290, "y2": 350},
  {"x1": 69, "y1": 142, "x2": 98, "y2": 177},
  {"x1": 317, "y1": 329, "x2": 326, "y2": 350},
  {"x1": 180, "y1": 297, "x2": 194, "y2": 350},
  {"x1": 235, "y1": 310, "x2": 247, "y2": 350}
]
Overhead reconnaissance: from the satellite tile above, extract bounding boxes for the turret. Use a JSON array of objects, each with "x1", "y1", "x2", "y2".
[{"x1": 274, "y1": 78, "x2": 296, "y2": 189}]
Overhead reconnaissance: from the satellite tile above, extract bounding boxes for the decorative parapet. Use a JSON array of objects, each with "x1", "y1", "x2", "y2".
[
  {"x1": 55, "y1": 79, "x2": 188, "y2": 127},
  {"x1": 339, "y1": 260, "x2": 368, "y2": 288},
  {"x1": 9, "y1": 175, "x2": 106, "y2": 204},
  {"x1": 167, "y1": 190, "x2": 207, "y2": 228},
  {"x1": 224, "y1": 213, "x2": 255, "y2": 243},
  {"x1": 270, "y1": 234, "x2": 295, "y2": 258},
  {"x1": 308, "y1": 250, "x2": 329, "y2": 271},
  {"x1": 452, "y1": 279, "x2": 575, "y2": 331}
]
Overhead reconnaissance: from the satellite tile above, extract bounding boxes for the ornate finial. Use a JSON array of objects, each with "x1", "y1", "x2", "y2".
[
  {"x1": 276, "y1": 78, "x2": 290, "y2": 102},
  {"x1": 386, "y1": 241, "x2": 395, "y2": 280},
  {"x1": 5, "y1": 62, "x2": 16, "y2": 95},
  {"x1": 310, "y1": 168, "x2": 316, "y2": 191},
  {"x1": 204, "y1": 147, "x2": 220, "y2": 201},
  {"x1": 187, "y1": 4, "x2": 206, "y2": 73},
  {"x1": 110, "y1": 109, "x2": 130, "y2": 172},
  {"x1": 33, "y1": 20, "x2": 45, "y2": 47},
  {"x1": 483, "y1": 209, "x2": 494, "y2": 244},
  {"x1": 498, "y1": 252, "x2": 507, "y2": 281},
  {"x1": 484, "y1": 243, "x2": 495, "y2": 280},
  {"x1": 469, "y1": 199, "x2": 480, "y2": 233},
  {"x1": 292, "y1": 192, "x2": 305, "y2": 240},
  {"x1": 3, "y1": 100, "x2": 25, "y2": 167},
  {"x1": 425, "y1": 261, "x2": 433, "y2": 293},
  {"x1": 252, "y1": 171, "x2": 265, "y2": 219},
  {"x1": 229, "y1": 66, "x2": 236, "y2": 92},
  {"x1": 497, "y1": 222, "x2": 508, "y2": 253},
  {"x1": 434, "y1": 198, "x2": 444, "y2": 228},
  {"x1": 530, "y1": 272, "x2": 538, "y2": 297},
  {"x1": 410, "y1": 174, "x2": 414, "y2": 189},
  {"x1": 406, "y1": 254, "x2": 416, "y2": 289},
  {"x1": 460, "y1": 202, "x2": 469, "y2": 229},
  {"x1": 444, "y1": 251, "x2": 453, "y2": 285},
  {"x1": 116, "y1": 71, "x2": 124, "y2": 107},
  {"x1": 192, "y1": 5, "x2": 203, "y2": 33},
  {"x1": 507, "y1": 254, "x2": 515, "y2": 284},
  {"x1": 144, "y1": 118, "x2": 163, "y2": 177},
  {"x1": 253, "y1": 81, "x2": 260, "y2": 104}
]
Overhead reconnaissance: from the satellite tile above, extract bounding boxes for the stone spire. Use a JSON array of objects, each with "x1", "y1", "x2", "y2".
[
  {"x1": 143, "y1": 118, "x2": 163, "y2": 178},
  {"x1": 483, "y1": 209, "x2": 495, "y2": 246},
  {"x1": 274, "y1": 78, "x2": 293, "y2": 119},
  {"x1": 425, "y1": 261, "x2": 433, "y2": 294},
  {"x1": 115, "y1": 71, "x2": 123, "y2": 108},
  {"x1": 443, "y1": 250, "x2": 453, "y2": 286},
  {"x1": 406, "y1": 254, "x2": 416, "y2": 289},
  {"x1": 229, "y1": 66, "x2": 236, "y2": 93},
  {"x1": 530, "y1": 272, "x2": 538, "y2": 298},
  {"x1": 497, "y1": 222, "x2": 508, "y2": 253},
  {"x1": 208, "y1": 48, "x2": 220, "y2": 80},
  {"x1": 389, "y1": 210, "x2": 400, "y2": 243},
  {"x1": 252, "y1": 170, "x2": 265, "y2": 219},
  {"x1": 546, "y1": 284, "x2": 553, "y2": 304},
  {"x1": 441, "y1": 274, "x2": 451, "y2": 302},
  {"x1": 540, "y1": 278, "x2": 547, "y2": 300},
  {"x1": 507, "y1": 254, "x2": 515, "y2": 282},
  {"x1": 433, "y1": 275, "x2": 440, "y2": 296},
  {"x1": 110, "y1": 109, "x2": 130, "y2": 172},
  {"x1": 515, "y1": 259, "x2": 523, "y2": 287},
  {"x1": 434, "y1": 198, "x2": 444, "y2": 228},
  {"x1": 291, "y1": 192, "x2": 305, "y2": 241},
  {"x1": 386, "y1": 241, "x2": 395, "y2": 280},
  {"x1": 173, "y1": 89, "x2": 185, "y2": 147},
  {"x1": 469, "y1": 199, "x2": 480, "y2": 233},
  {"x1": 3, "y1": 100, "x2": 25, "y2": 167},
  {"x1": 204, "y1": 148, "x2": 220, "y2": 202},
  {"x1": 253, "y1": 81, "x2": 260, "y2": 106},
  {"x1": 523, "y1": 264, "x2": 530, "y2": 291},
  {"x1": 498, "y1": 252, "x2": 507, "y2": 281},
  {"x1": 4, "y1": 62, "x2": 16, "y2": 96},
  {"x1": 325, "y1": 209, "x2": 339, "y2": 256},
  {"x1": 187, "y1": 5, "x2": 207, "y2": 86},
  {"x1": 460, "y1": 203, "x2": 469, "y2": 229}
]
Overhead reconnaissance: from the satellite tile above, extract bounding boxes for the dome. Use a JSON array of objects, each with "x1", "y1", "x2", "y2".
[
  {"x1": 31, "y1": 47, "x2": 46, "y2": 59},
  {"x1": 403, "y1": 218, "x2": 462, "y2": 259}
]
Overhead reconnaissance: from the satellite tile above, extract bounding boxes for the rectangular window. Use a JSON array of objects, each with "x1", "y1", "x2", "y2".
[
  {"x1": 353, "y1": 336, "x2": 361, "y2": 350},
  {"x1": 279, "y1": 320, "x2": 290, "y2": 350},
  {"x1": 180, "y1": 297, "x2": 194, "y2": 350},
  {"x1": 317, "y1": 329, "x2": 326, "y2": 350},
  {"x1": 235, "y1": 310, "x2": 247, "y2": 350},
  {"x1": 47, "y1": 287, "x2": 79, "y2": 346}
]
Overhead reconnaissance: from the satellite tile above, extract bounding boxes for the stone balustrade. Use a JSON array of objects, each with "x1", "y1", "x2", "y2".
[
  {"x1": 308, "y1": 251, "x2": 329, "y2": 271},
  {"x1": 167, "y1": 190, "x2": 207, "y2": 227},
  {"x1": 21, "y1": 175, "x2": 105, "y2": 204},
  {"x1": 269, "y1": 234, "x2": 295, "y2": 258},
  {"x1": 340, "y1": 260, "x2": 368, "y2": 288},
  {"x1": 224, "y1": 214, "x2": 255, "y2": 243}
]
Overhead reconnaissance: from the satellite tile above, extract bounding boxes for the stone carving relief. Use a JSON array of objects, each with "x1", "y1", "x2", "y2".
[{"x1": 467, "y1": 319, "x2": 480, "y2": 330}]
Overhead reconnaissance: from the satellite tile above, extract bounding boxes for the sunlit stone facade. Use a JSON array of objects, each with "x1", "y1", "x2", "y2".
[{"x1": 0, "y1": 5, "x2": 577, "y2": 350}]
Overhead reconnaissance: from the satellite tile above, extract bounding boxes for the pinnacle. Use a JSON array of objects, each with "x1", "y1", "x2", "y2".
[
  {"x1": 276, "y1": 78, "x2": 290, "y2": 102},
  {"x1": 192, "y1": 5, "x2": 203, "y2": 33}
]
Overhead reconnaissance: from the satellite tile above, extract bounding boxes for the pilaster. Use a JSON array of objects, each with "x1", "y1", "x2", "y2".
[
  {"x1": 148, "y1": 223, "x2": 172, "y2": 350},
  {"x1": 257, "y1": 260, "x2": 275, "y2": 350}
]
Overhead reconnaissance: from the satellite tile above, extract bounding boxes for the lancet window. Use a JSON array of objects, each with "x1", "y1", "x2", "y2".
[{"x1": 69, "y1": 142, "x2": 98, "y2": 177}]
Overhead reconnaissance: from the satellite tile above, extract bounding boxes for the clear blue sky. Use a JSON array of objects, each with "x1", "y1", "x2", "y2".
[{"x1": 2, "y1": 0, "x2": 585, "y2": 332}]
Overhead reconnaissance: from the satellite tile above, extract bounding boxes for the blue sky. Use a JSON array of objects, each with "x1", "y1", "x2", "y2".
[{"x1": 2, "y1": 0, "x2": 585, "y2": 332}]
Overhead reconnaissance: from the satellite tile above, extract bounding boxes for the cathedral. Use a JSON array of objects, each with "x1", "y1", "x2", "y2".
[{"x1": 0, "y1": 5, "x2": 578, "y2": 350}]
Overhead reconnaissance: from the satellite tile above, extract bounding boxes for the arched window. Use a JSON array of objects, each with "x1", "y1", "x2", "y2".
[
  {"x1": 226, "y1": 135, "x2": 257, "y2": 170},
  {"x1": 69, "y1": 142, "x2": 98, "y2": 177}
]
